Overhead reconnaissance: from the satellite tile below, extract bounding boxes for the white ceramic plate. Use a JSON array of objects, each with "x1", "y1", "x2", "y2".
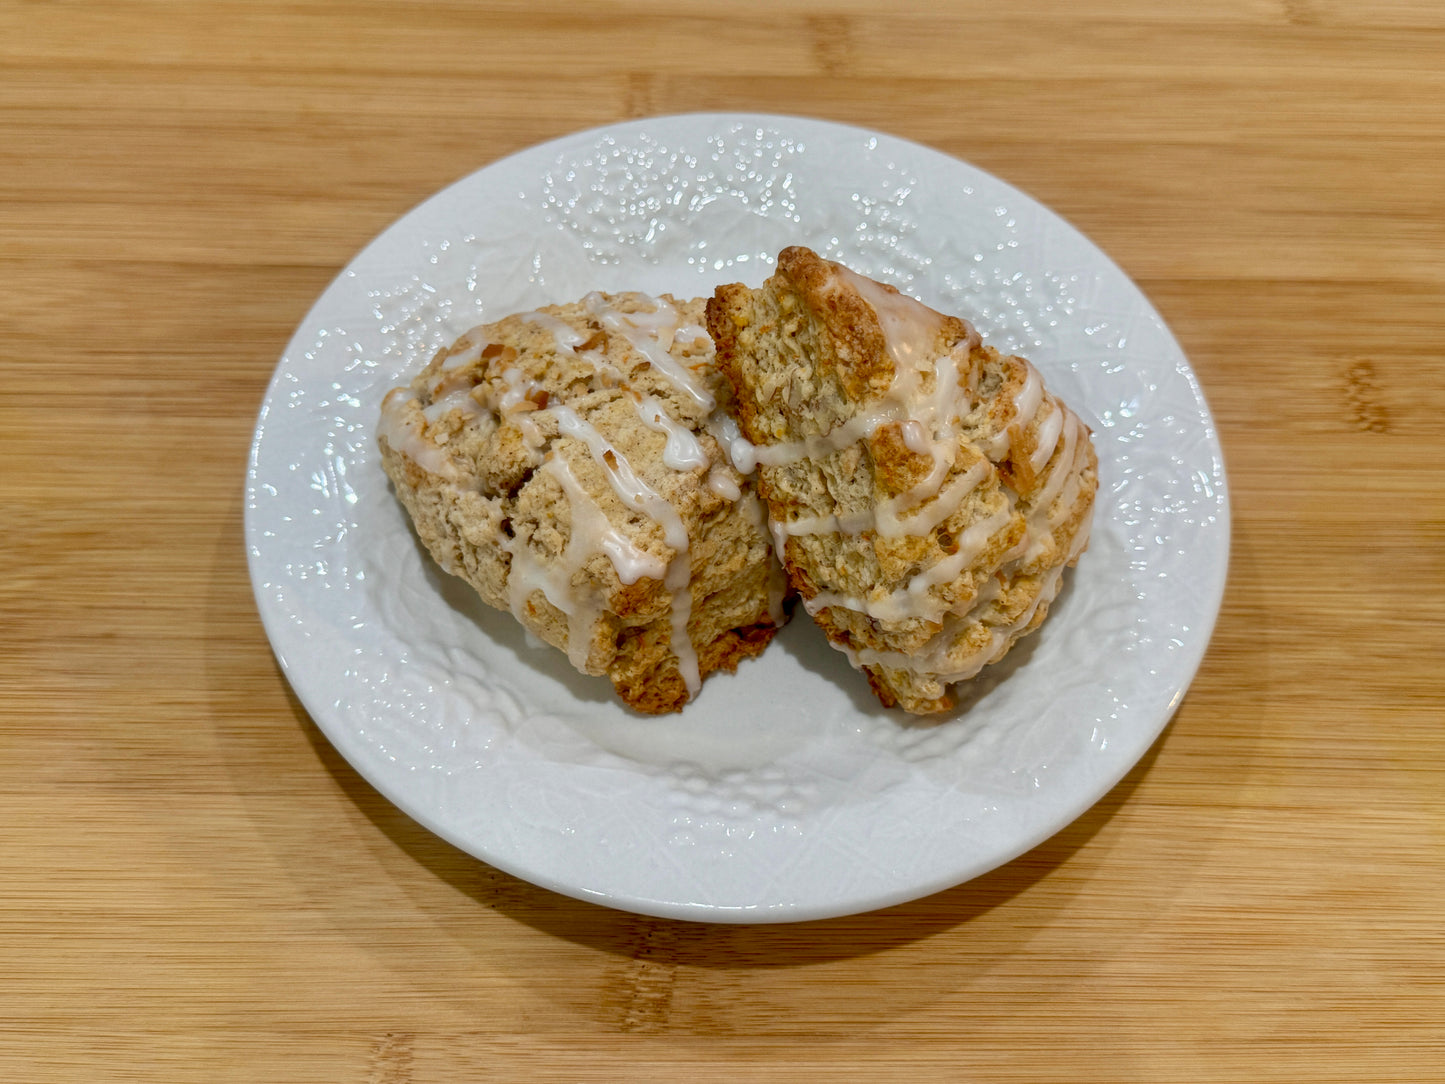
[{"x1": 246, "y1": 113, "x2": 1228, "y2": 923}]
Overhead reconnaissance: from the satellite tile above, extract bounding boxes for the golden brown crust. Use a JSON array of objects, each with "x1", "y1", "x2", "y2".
[
  {"x1": 705, "y1": 284, "x2": 765, "y2": 441},
  {"x1": 868, "y1": 422, "x2": 936, "y2": 497},
  {"x1": 774, "y1": 246, "x2": 896, "y2": 403},
  {"x1": 707, "y1": 249, "x2": 903, "y2": 446}
]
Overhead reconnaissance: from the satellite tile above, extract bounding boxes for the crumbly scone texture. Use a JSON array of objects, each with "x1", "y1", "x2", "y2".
[
  {"x1": 378, "y1": 291, "x2": 789, "y2": 715},
  {"x1": 707, "y1": 247, "x2": 1098, "y2": 714}
]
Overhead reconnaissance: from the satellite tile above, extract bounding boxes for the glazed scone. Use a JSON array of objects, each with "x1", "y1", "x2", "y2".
[
  {"x1": 378, "y1": 291, "x2": 790, "y2": 715},
  {"x1": 707, "y1": 248, "x2": 1097, "y2": 714}
]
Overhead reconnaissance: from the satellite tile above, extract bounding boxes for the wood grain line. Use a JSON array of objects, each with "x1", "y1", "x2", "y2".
[
  {"x1": 807, "y1": 14, "x2": 854, "y2": 77},
  {"x1": 1343, "y1": 359, "x2": 1389, "y2": 433},
  {"x1": 368, "y1": 1032, "x2": 415, "y2": 1084},
  {"x1": 609, "y1": 921, "x2": 682, "y2": 1033},
  {"x1": 623, "y1": 72, "x2": 656, "y2": 120},
  {"x1": 1282, "y1": 0, "x2": 1321, "y2": 27}
]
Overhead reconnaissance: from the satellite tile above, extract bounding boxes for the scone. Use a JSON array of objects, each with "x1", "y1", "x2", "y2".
[
  {"x1": 706, "y1": 247, "x2": 1097, "y2": 714},
  {"x1": 378, "y1": 291, "x2": 790, "y2": 715}
]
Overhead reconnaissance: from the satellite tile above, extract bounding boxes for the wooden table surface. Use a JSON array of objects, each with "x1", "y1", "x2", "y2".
[{"x1": 4, "y1": 1, "x2": 1443, "y2": 1080}]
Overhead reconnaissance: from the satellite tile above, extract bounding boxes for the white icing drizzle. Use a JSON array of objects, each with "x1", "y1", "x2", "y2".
[
  {"x1": 1013, "y1": 361, "x2": 1045, "y2": 436},
  {"x1": 1030, "y1": 399, "x2": 1066, "y2": 475},
  {"x1": 424, "y1": 333, "x2": 495, "y2": 401},
  {"x1": 778, "y1": 456, "x2": 994, "y2": 542},
  {"x1": 900, "y1": 419, "x2": 932, "y2": 455},
  {"x1": 846, "y1": 559, "x2": 1069, "y2": 684},
  {"x1": 497, "y1": 366, "x2": 542, "y2": 411},
  {"x1": 748, "y1": 405, "x2": 892, "y2": 469},
  {"x1": 983, "y1": 359, "x2": 1045, "y2": 461},
  {"x1": 801, "y1": 505, "x2": 1014, "y2": 625},
  {"x1": 521, "y1": 310, "x2": 588, "y2": 351},
  {"x1": 836, "y1": 265, "x2": 948, "y2": 370},
  {"x1": 1037, "y1": 414, "x2": 1080, "y2": 512},
  {"x1": 584, "y1": 292, "x2": 716, "y2": 410},
  {"x1": 887, "y1": 457, "x2": 992, "y2": 536},
  {"x1": 734, "y1": 489, "x2": 789, "y2": 626},
  {"x1": 588, "y1": 354, "x2": 627, "y2": 389},
  {"x1": 774, "y1": 507, "x2": 875, "y2": 539},
  {"x1": 502, "y1": 458, "x2": 603, "y2": 672},
  {"x1": 550, "y1": 406, "x2": 700, "y2": 697},
  {"x1": 729, "y1": 439, "x2": 757, "y2": 474},
  {"x1": 440, "y1": 335, "x2": 489, "y2": 371},
  {"x1": 421, "y1": 386, "x2": 482, "y2": 426},
  {"x1": 766, "y1": 514, "x2": 788, "y2": 565},
  {"x1": 520, "y1": 309, "x2": 630, "y2": 388},
  {"x1": 634, "y1": 395, "x2": 708, "y2": 471},
  {"x1": 1019, "y1": 408, "x2": 1090, "y2": 564},
  {"x1": 1036, "y1": 411, "x2": 1082, "y2": 511},
  {"x1": 544, "y1": 455, "x2": 667, "y2": 586},
  {"x1": 743, "y1": 292, "x2": 974, "y2": 486},
  {"x1": 377, "y1": 388, "x2": 460, "y2": 480},
  {"x1": 494, "y1": 367, "x2": 545, "y2": 447},
  {"x1": 705, "y1": 465, "x2": 741, "y2": 501},
  {"x1": 703, "y1": 410, "x2": 755, "y2": 476},
  {"x1": 674, "y1": 322, "x2": 710, "y2": 345}
]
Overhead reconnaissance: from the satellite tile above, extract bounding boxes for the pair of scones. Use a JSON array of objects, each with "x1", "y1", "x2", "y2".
[{"x1": 378, "y1": 248, "x2": 1097, "y2": 715}]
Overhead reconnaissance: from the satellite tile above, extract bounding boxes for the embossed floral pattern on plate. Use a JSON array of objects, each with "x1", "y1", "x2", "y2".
[{"x1": 246, "y1": 114, "x2": 1229, "y2": 922}]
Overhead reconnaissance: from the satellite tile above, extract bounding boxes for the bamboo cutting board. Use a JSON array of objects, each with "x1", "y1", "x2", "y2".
[{"x1": 2, "y1": 2, "x2": 1443, "y2": 1081}]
